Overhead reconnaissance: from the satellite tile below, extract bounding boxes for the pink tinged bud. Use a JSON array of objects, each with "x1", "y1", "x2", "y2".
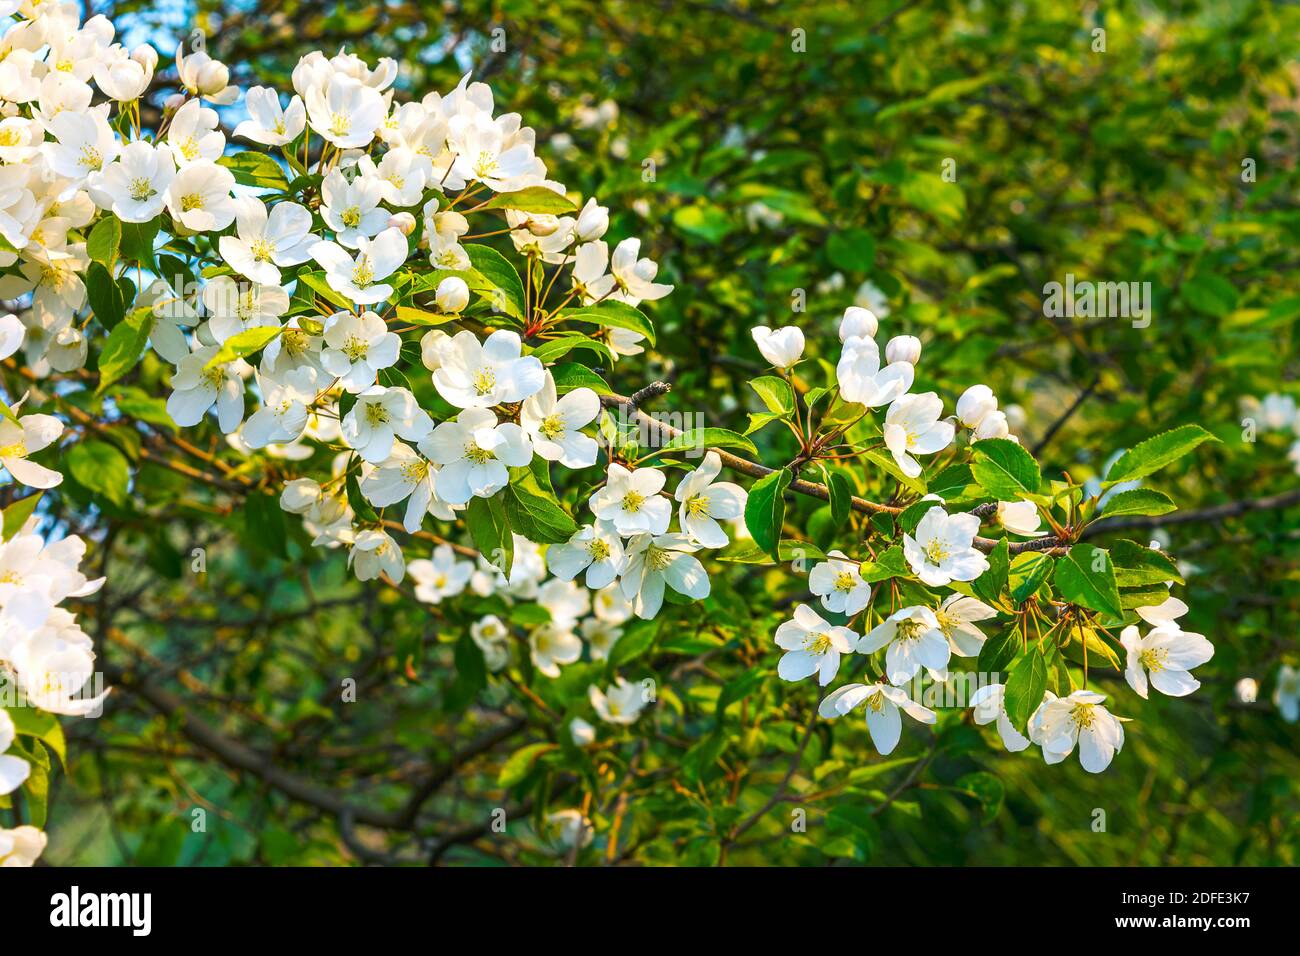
[
  {"x1": 839, "y1": 306, "x2": 878, "y2": 341},
  {"x1": 956, "y1": 384, "x2": 998, "y2": 428},
  {"x1": 885, "y1": 334, "x2": 922, "y2": 365},
  {"x1": 165, "y1": 92, "x2": 187, "y2": 111},
  {"x1": 389, "y1": 211, "x2": 416, "y2": 235},
  {"x1": 435, "y1": 276, "x2": 470, "y2": 313}
]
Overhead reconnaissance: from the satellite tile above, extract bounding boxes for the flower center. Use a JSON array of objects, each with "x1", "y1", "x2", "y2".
[
  {"x1": 588, "y1": 539, "x2": 611, "y2": 562},
  {"x1": 895, "y1": 619, "x2": 923, "y2": 641},
  {"x1": 0, "y1": 442, "x2": 27, "y2": 459},
  {"x1": 621, "y1": 490, "x2": 645, "y2": 513},
  {"x1": 1069, "y1": 702, "x2": 1097, "y2": 729},
  {"x1": 538, "y1": 414, "x2": 565, "y2": 440},
  {"x1": 1139, "y1": 648, "x2": 1168, "y2": 673},
  {"x1": 805, "y1": 632, "x2": 832, "y2": 655},
  {"x1": 685, "y1": 494, "x2": 709, "y2": 517},
  {"x1": 464, "y1": 441, "x2": 495, "y2": 465},
  {"x1": 180, "y1": 192, "x2": 205, "y2": 212},
  {"x1": 645, "y1": 545, "x2": 673, "y2": 572},
  {"x1": 364, "y1": 402, "x2": 390, "y2": 427},
  {"x1": 924, "y1": 540, "x2": 951, "y2": 564},
  {"x1": 178, "y1": 136, "x2": 199, "y2": 161},
  {"x1": 201, "y1": 366, "x2": 225, "y2": 389},
  {"x1": 866, "y1": 691, "x2": 887, "y2": 713},
  {"x1": 249, "y1": 238, "x2": 275, "y2": 262},
  {"x1": 329, "y1": 112, "x2": 352, "y2": 138},
  {"x1": 341, "y1": 206, "x2": 361, "y2": 228},
  {"x1": 400, "y1": 459, "x2": 429, "y2": 482},
  {"x1": 79, "y1": 144, "x2": 103, "y2": 170},
  {"x1": 342, "y1": 334, "x2": 369, "y2": 361},
  {"x1": 473, "y1": 150, "x2": 499, "y2": 178},
  {"x1": 472, "y1": 367, "x2": 497, "y2": 396},
  {"x1": 352, "y1": 257, "x2": 374, "y2": 287},
  {"x1": 129, "y1": 177, "x2": 156, "y2": 201},
  {"x1": 833, "y1": 571, "x2": 857, "y2": 593}
]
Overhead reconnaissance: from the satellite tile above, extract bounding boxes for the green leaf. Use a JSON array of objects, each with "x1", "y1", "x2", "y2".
[
  {"x1": 296, "y1": 271, "x2": 355, "y2": 312},
  {"x1": 464, "y1": 244, "x2": 526, "y2": 322},
  {"x1": 863, "y1": 448, "x2": 927, "y2": 496},
  {"x1": 1110, "y1": 539, "x2": 1183, "y2": 587},
  {"x1": 971, "y1": 438, "x2": 1041, "y2": 499},
  {"x1": 1105, "y1": 425, "x2": 1218, "y2": 483},
  {"x1": 5, "y1": 706, "x2": 67, "y2": 768},
  {"x1": 497, "y1": 742, "x2": 555, "y2": 788},
  {"x1": 550, "y1": 362, "x2": 612, "y2": 396},
  {"x1": 557, "y1": 300, "x2": 656, "y2": 347},
  {"x1": 118, "y1": 217, "x2": 159, "y2": 267},
  {"x1": 954, "y1": 771, "x2": 1005, "y2": 823},
  {"x1": 972, "y1": 538, "x2": 1009, "y2": 606},
  {"x1": 744, "y1": 468, "x2": 791, "y2": 561},
  {"x1": 1009, "y1": 551, "x2": 1054, "y2": 603},
  {"x1": 1004, "y1": 645, "x2": 1048, "y2": 732},
  {"x1": 466, "y1": 494, "x2": 513, "y2": 576},
  {"x1": 823, "y1": 466, "x2": 852, "y2": 526},
  {"x1": 87, "y1": 216, "x2": 121, "y2": 269},
  {"x1": 85, "y1": 261, "x2": 125, "y2": 330},
  {"x1": 505, "y1": 465, "x2": 578, "y2": 543},
  {"x1": 205, "y1": 326, "x2": 283, "y2": 368},
  {"x1": 1054, "y1": 544, "x2": 1123, "y2": 620},
  {"x1": 394, "y1": 305, "x2": 456, "y2": 327},
  {"x1": 2, "y1": 492, "x2": 43, "y2": 541},
  {"x1": 67, "y1": 441, "x2": 130, "y2": 506},
  {"x1": 345, "y1": 466, "x2": 378, "y2": 523},
  {"x1": 977, "y1": 625, "x2": 1020, "y2": 674},
  {"x1": 529, "y1": 334, "x2": 615, "y2": 365},
  {"x1": 96, "y1": 306, "x2": 153, "y2": 394},
  {"x1": 1100, "y1": 488, "x2": 1177, "y2": 518},
  {"x1": 826, "y1": 228, "x2": 876, "y2": 273},
  {"x1": 218, "y1": 151, "x2": 290, "y2": 191},
  {"x1": 750, "y1": 375, "x2": 795, "y2": 416},
  {"x1": 477, "y1": 186, "x2": 577, "y2": 215},
  {"x1": 651, "y1": 427, "x2": 758, "y2": 458}
]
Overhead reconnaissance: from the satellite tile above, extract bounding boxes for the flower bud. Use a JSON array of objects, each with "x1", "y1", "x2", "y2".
[
  {"x1": 885, "y1": 334, "x2": 921, "y2": 365},
  {"x1": 420, "y1": 328, "x2": 452, "y2": 371},
  {"x1": 435, "y1": 277, "x2": 470, "y2": 314},
  {"x1": 569, "y1": 717, "x2": 596, "y2": 747},
  {"x1": 524, "y1": 216, "x2": 560, "y2": 237},
  {"x1": 576, "y1": 197, "x2": 609, "y2": 242},
  {"x1": 196, "y1": 60, "x2": 230, "y2": 96},
  {"x1": 131, "y1": 44, "x2": 159, "y2": 72},
  {"x1": 973, "y1": 409, "x2": 1010, "y2": 440},
  {"x1": 996, "y1": 500, "x2": 1044, "y2": 537},
  {"x1": 957, "y1": 384, "x2": 997, "y2": 429},
  {"x1": 839, "y1": 306, "x2": 878, "y2": 342},
  {"x1": 388, "y1": 211, "x2": 416, "y2": 235},
  {"x1": 164, "y1": 92, "x2": 187, "y2": 111},
  {"x1": 750, "y1": 325, "x2": 804, "y2": 369}
]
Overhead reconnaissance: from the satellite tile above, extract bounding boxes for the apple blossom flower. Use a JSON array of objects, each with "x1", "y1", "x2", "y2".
[
  {"x1": 932, "y1": 594, "x2": 998, "y2": 656},
  {"x1": 0, "y1": 825, "x2": 47, "y2": 867},
  {"x1": 673, "y1": 451, "x2": 747, "y2": 548},
  {"x1": 90, "y1": 140, "x2": 174, "y2": 223},
  {"x1": 529, "y1": 621, "x2": 582, "y2": 677},
  {"x1": 621, "y1": 532, "x2": 710, "y2": 619},
  {"x1": 409, "y1": 544, "x2": 474, "y2": 604},
  {"x1": 581, "y1": 617, "x2": 623, "y2": 661},
  {"x1": 166, "y1": 99, "x2": 224, "y2": 167},
  {"x1": 836, "y1": 335, "x2": 913, "y2": 408},
  {"x1": 607, "y1": 237, "x2": 673, "y2": 305},
  {"x1": 176, "y1": 43, "x2": 237, "y2": 102},
  {"x1": 590, "y1": 464, "x2": 671, "y2": 536},
  {"x1": 348, "y1": 528, "x2": 405, "y2": 583},
  {"x1": 360, "y1": 441, "x2": 456, "y2": 531},
  {"x1": 575, "y1": 197, "x2": 609, "y2": 241},
  {"x1": 775, "y1": 603, "x2": 857, "y2": 685},
  {"x1": 341, "y1": 385, "x2": 432, "y2": 464},
  {"x1": 750, "y1": 325, "x2": 805, "y2": 369},
  {"x1": 818, "y1": 682, "x2": 937, "y2": 755},
  {"x1": 521, "y1": 375, "x2": 600, "y2": 469},
  {"x1": 165, "y1": 346, "x2": 248, "y2": 433},
  {"x1": 310, "y1": 227, "x2": 409, "y2": 305},
  {"x1": 218, "y1": 197, "x2": 315, "y2": 285},
  {"x1": 200, "y1": 276, "x2": 289, "y2": 344},
  {"x1": 306, "y1": 74, "x2": 386, "y2": 149},
  {"x1": 593, "y1": 583, "x2": 634, "y2": 624},
  {"x1": 321, "y1": 169, "x2": 388, "y2": 248},
  {"x1": 241, "y1": 366, "x2": 319, "y2": 448},
  {"x1": 903, "y1": 506, "x2": 989, "y2": 587},
  {"x1": 471, "y1": 614, "x2": 511, "y2": 671},
  {"x1": 858, "y1": 605, "x2": 950, "y2": 684},
  {"x1": 973, "y1": 410, "x2": 1011, "y2": 440},
  {"x1": 569, "y1": 716, "x2": 596, "y2": 746},
  {"x1": 808, "y1": 550, "x2": 871, "y2": 616},
  {"x1": 45, "y1": 109, "x2": 120, "y2": 181},
  {"x1": 1029, "y1": 690, "x2": 1125, "y2": 773},
  {"x1": 884, "y1": 392, "x2": 954, "y2": 478},
  {"x1": 970, "y1": 683, "x2": 1031, "y2": 752},
  {"x1": 546, "y1": 523, "x2": 625, "y2": 590},
  {"x1": 166, "y1": 160, "x2": 237, "y2": 232},
  {"x1": 1121, "y1": 598, "x2": 1214, "y2": 699},
  {"x1": 1274, "y1": 665, "x2": 1299, "y2": 723},
  {"x1": 435, "y1": 276, "x2": 470, "y2": 313},
  {"x1": 0, "y1": 710, "x2": 31, "y2": 796},
  {"x1": 319, "y1": 310, "x2": 401, "y2": 393},
  {"x1": 433, "y1": 329, "x2": 546, "y2": 409},
  {"x1": 570, "y1": 240, "x2": 616, "y2": 303},
  {"x1": 234, "y1": 86, "x2": 306, "y2": 146},
  {"x1": 421, "y1": 406, "x2": 532, "y2": 503},
  {"x1": 448, "y1": 111, "x2": 541, "y2": 191},
  {"x1": 0, "y1": 411, "x2": 64, "y2": 489},
  {"x1": 589, "y1": 678, "x2": 648, "y2": 725}
]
